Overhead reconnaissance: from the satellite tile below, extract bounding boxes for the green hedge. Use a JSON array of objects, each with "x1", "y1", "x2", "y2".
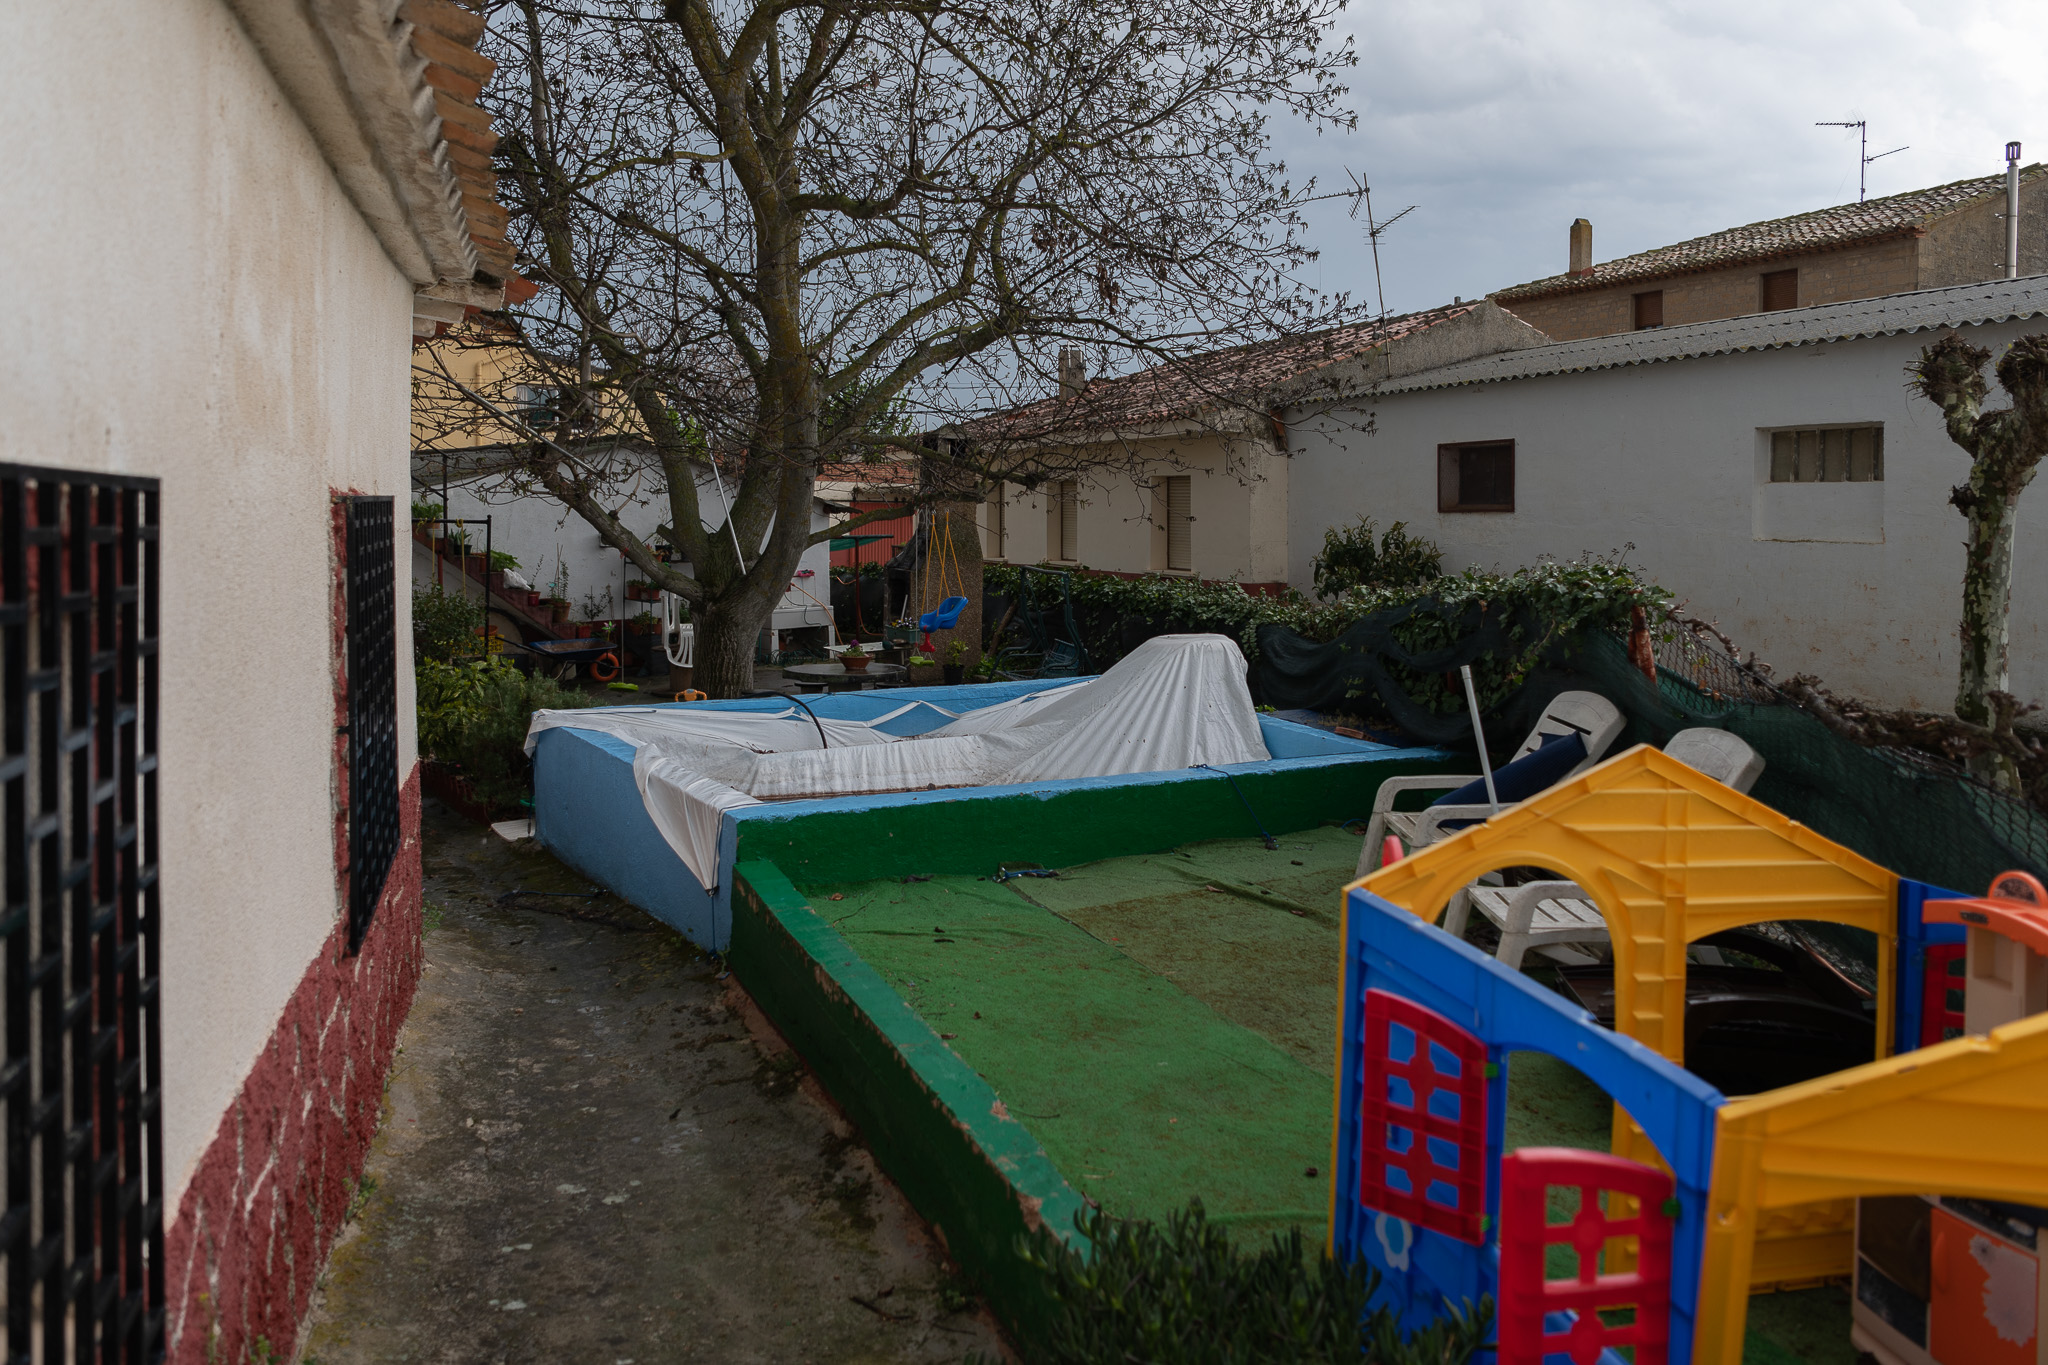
[{"x1": 984, "y1": 555, "x2": 1669, "y2": 671}]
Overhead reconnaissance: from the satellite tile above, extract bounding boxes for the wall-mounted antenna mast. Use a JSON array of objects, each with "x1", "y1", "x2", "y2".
[
  {"x1": 1341, "y1": 169, "x2": 1416, "y2": 321},
  {"x1": 1816, "y1": 120, "x2": 1908, "y2": 202}
]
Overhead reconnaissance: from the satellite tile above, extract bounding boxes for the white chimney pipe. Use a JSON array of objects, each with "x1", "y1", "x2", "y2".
[{"x1": 2007, "y1": 141, "x2": 2023, "y2": 280}]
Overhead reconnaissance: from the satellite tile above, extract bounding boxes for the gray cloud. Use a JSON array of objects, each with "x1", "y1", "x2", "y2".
[{"x1": 1272, "y1": 0, "x2": 2048, "y2": 316}]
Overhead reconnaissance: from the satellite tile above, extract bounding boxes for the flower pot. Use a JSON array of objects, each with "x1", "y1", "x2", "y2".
[
  {"x1": 525, "y1": 591, "x2": 541, "y2": 610},
  {"x1": 625, "y1": 583, "x2": 660, "y2": 602},
  {"x1": 841, "y1": 655, "x2": 871, "y2": 673},
  {"x1": 942, "y1": 665, "x2": 965, "y2": 685},
  {"x1": 548, "y1": 600, "x2": 571, "y2": 626}
]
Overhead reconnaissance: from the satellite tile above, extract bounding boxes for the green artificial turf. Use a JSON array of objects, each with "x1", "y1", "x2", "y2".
[{"x1": 819, "y1": 870, "x2": 1332, "y2": 1245}]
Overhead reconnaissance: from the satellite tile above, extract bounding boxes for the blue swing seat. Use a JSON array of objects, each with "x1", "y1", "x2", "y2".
[
  {"x1": 918, "y1": 596, "x2": 969, "y2": 632},
  {"x1": 917, "y1": 595, "x2": 969, "y2": 651}
]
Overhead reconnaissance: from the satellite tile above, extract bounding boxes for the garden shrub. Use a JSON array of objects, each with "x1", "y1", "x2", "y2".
[
  {"x1": 983, "y1": 554, "x2": 1668, "y2": 692},
  {"x1": 413, "y1": 584, "x2": 483, "y2": 662},
  {"x1": 1311, "y1": 518, "x2": 1443, "y2": 599},
  {"x1": 989, "y1": 1200, "x2": 1492, "y2": 1365},
  {"x1": 415, "y1": 656, "x2": 592, "y2": 810}
]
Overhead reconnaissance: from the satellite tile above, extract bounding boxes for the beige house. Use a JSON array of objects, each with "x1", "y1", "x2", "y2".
[
  {"x1": 967, "y1": 303, "x2": 1548, "y2": 586},
  {"x1": 1495, "y1": 165, "x2": 2048, "y2": 342}
]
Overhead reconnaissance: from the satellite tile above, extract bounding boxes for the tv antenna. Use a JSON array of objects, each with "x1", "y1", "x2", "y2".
[
  {"x1": 1341, "y1": 169, "x2": 1416, "y2": 321},
  {"x1": 1816, "y1": 120, "x2": 1908, "y2": 201}
]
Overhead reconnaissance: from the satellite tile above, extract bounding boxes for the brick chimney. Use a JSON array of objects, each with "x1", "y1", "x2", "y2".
[
  {"x1": 1569, "y1": 219, "x2": 1593, "y2": 276},
  {"x1": 1058, "y1": 347, "x2": 1086, "y2": 398}
]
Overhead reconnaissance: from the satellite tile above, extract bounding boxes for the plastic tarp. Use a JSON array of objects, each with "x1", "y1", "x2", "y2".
[{"x1": 526, "y1": 634, "x2": 1269, "y2": 888}]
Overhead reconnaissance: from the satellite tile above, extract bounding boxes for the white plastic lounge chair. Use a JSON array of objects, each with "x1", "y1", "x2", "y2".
[
  {"x1": 1355, "y1": 691, "x2": 1625, "y2": 876},
  {"x1": 1445, "y1": 728, "x2": 1766, "y2": 969}
]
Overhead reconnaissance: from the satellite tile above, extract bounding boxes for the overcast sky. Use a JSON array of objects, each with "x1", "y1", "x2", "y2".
[{"x1": 1280, "y1": 0, "x2": 2048, "y2": 318}]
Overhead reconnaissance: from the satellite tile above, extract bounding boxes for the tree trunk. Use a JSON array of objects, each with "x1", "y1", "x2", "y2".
[
  {"x1": 1958, "y1": 498, "x2": 2017, "y2": 728},
  {"x1": 691, "y1": 596, "x2": 763, "y2": 699}
]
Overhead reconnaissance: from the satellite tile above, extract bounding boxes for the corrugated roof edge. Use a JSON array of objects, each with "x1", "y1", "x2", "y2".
[{"x1": 1370, "y1": 276, "x2": 2048, "y2": 397}]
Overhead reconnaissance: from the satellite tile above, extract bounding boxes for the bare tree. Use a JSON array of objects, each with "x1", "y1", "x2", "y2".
[
  {"x1": 428, "y1": 0, "x2": 1357, "y2": 696},
  {"x1": 1909, "y1": 331, "x2": 2048, "y2": 789}
]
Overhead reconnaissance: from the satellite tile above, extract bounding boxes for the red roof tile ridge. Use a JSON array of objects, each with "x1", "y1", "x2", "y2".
[
  {"x1": 965, "y1": 300, "x2": 1478, "y2": 440},
  {"x1": 1492, "y1": 167, "x2": 2044, "y2": 303}
]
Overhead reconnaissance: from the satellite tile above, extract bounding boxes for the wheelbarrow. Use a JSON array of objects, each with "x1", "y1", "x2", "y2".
[{"x1": 522, "y1": 637, "x2": 625, "y2": 683}]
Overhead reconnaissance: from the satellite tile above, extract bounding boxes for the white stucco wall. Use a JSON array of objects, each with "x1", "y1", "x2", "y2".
[
  {"x1": 1285, "y1": 322, "x2": 2048, "y2": 709},
  {"x1": 987, "y1": 435, "x2": 1290, "y2": 582},
  {"x1": 2, "y1": 1, "x2": 418, "y2": 1203},
  {"x1": 424, "y1": 470, "x2": 834, "y2": 632}
]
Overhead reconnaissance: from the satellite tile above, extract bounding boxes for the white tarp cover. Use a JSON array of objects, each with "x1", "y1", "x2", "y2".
[{"x1": 526, "y1": 634, "x2": 1268, "y2": 888}]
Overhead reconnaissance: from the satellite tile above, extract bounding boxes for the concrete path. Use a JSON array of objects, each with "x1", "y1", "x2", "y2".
[{"x1": 300, "y1": 800, "x2": 1007, "y2": 1364}]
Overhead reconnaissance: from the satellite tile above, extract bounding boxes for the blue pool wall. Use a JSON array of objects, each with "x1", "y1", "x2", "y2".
[{"x1": 531, "y1": 680, "x2": 1445, "y2": 949}]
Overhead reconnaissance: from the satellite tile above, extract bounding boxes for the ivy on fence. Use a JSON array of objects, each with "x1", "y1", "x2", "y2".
[{"x1": 983, "y1": 555, "x2": 1671, "y2": 716}]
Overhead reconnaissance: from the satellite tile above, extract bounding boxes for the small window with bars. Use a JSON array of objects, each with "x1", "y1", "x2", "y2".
[
  {"x1": 1164, "y1": 476, "x2": 1193, "y2": 572},
  {"x1": 1, "y1": 463, "x2": 166, "y2": 1360},
  {"x1": 343, "y1": 497, "x2": 399, "y2": 953},
  {"x1": 1769, "y1": 425, "x2": 1883, "y2": 483},
  {"x1": 1054, "y1": 481, "x2": 1079, "y2": 562},
  {"x1": 1437, "y1": 441, "x2": 1515, "y2": 513}
]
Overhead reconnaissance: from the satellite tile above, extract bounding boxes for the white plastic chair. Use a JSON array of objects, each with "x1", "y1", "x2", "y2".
[
  {"x1": 661, "y1": 591, "x2": 695, "y2": 667},
  {"x1": 1355, "y1": 691, "x2": 1625, "y2": 876},
  {"x1": 1445, "y1": 728, "x2": 1766, "y2": 969}
]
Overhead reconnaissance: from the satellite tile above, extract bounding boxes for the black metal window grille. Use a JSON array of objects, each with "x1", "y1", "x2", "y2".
[
  {"x1": 343, "y1": 498, "x2": 398, "y2": 953},
  {"x1": 0, "y1": 464, "x2": 165, "y2": 1363}
]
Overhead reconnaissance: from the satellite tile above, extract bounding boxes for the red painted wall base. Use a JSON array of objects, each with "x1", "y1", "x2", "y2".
[{"x1": 162, "y1": 768, "x2": 424, "y2": 1364}]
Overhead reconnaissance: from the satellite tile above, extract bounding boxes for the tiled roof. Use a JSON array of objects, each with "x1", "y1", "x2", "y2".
[
  {"x1": 403, "y1": 0, "x2": 517, "y2": 285},
  {"x1": 1493, "y1": 169, "x2": 2044, "y2": 303},
  {"x1": 1376, "y1": 275, "x2": 2048, "y2": 395},
  {"x1": 967, "y1": 302, "x2": 1478, "y2": 442}
]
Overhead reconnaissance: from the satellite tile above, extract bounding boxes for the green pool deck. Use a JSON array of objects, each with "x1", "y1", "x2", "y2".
[{"x1": 733, "y1": 826, "x2": 1857, "y2": 1363}]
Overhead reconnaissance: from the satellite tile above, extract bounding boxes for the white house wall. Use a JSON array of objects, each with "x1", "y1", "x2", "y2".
[
  {"x1": 1285, "y1": 323, "x2": 2048, "y2": 709},
  {"x1": 989, "y1": 434, "x2": 1289, "y2": 581},
  {"x1": 426, "y1": 473, "x2": 834, "y2": 630},
  {"x1": 3, "y1": 0, "x2": 416, "y2": 1204}
]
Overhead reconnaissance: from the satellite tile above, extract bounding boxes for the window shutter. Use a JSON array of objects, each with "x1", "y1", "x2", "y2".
[
  {"x1": 1166, "y1": 476, "x2": 1192, "y2": 571},
  {"x1": 1058, "y1": 481, "x2": 1078, "y2": 561}
]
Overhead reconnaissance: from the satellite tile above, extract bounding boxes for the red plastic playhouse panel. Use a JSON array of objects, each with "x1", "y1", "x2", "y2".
[
  {"x1": 1499, "y1": 1147, "x2": 1675, "y2": 1365},
  {"x1": 1358, "y1": 988, "x2": 1489, "y2": 1244}
]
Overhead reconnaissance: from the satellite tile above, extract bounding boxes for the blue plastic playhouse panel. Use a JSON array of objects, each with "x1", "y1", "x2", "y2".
[
  {"x1": 1333, "y1": 887, "x2": 1725, "y2": 1365},
  {"x1": 1896, "y1": 878, "x2": 1968, "y2": 1054}
]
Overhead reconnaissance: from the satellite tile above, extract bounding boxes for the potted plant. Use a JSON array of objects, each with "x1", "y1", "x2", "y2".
[
  {"x1": 487, "y1": 549, "x2": 520, "y2": 591},
  {"x1": 624, "y1": 578, "x2": 661, "y2": 602},
  {"x1": 942, "y1": 637, "x2": 970, "y2": 685},
  {"x1": 839, "y1": 639, "x2": 871, "y2": 673},
  {"x1": 626, "y1": 611, "x2": 658, "y2": 636},
  {"x1": 411, "y1": 500, "x2": 444, "y2": 539}
]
